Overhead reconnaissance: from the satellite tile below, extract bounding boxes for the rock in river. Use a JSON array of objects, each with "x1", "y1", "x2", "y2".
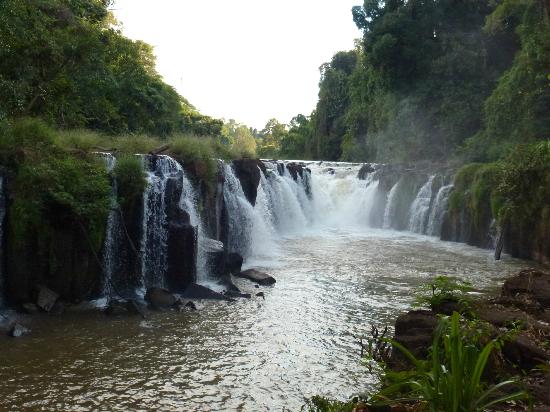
[
  {"x1": 235, "y1": 269, "x2": 276, "y2": 286},
  {"x1": 145, "y1": 288, "x2": 177, "y2": 309}
]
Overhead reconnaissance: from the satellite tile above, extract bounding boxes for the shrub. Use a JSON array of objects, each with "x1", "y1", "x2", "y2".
[
  {"x1": 113, "y1": 155, "x2": 146, "y2": 210},
  {"x1": 414, "y1": 276, "x2": 474, "y2": 313}
]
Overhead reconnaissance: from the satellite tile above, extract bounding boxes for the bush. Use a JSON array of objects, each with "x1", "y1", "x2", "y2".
[
  {"x1": 169, "y1": 135, "x2": 218, "y2": 183},
  {"x1": 414, "y1": 276, "x2": 474, "y2": 313},
  {"x1": 113, "y1": 155, "x2": 146, "y2": 210}
]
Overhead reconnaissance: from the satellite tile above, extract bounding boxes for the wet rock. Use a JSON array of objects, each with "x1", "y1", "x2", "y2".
[
  {"x1": 126, "y1": 299, "x2": 146, "y2": 318},
  {"x1": 20, "y1": 303, "x2": 39, "y2": 314},
  {"x1": 224, "y1": 290, "x2": 251, "y2": 299},
  {"x1": 145, "y1": 288, "x2": 177, "y2": 309},
  {"x1": 181, "y1": 283, "x2": 232, "y2": 301},
  {"x1": 286, "y1": 162, "x2": 305, "y2": 181},
  {"x1": 105, "y1": 300, "x2": 129, "y2": 316},
  {"x1": 235, "y1": 269, "x2": 276, "y2": 286},
  {"x1": 390, "y1": 310, "x2": 438, "y2": 369},
  {"x1": 256, "y1": 292, "x2": 265, "y2": 299},
  {"x1": 166, "y1": 208, "x2": 198, "y2": 292},
  {"x1": 49, "y1": 300, "x2": 66, "y2": 315},
  {"x1": 202, "y1": 238, "x2": 225, "y2": 276},
  {"x1": 36, "y1": 285, "x2": 59, "y2": 312},
  {"x1": 503, "y1": 269, "x2": 550, "y2": 308},
  {"x1": 185, "y1": 301, "x2": 197, "y2": 311},
  {"x1": 476, "y1": 303, "x2": 534, "y2": 328},
  {"x1": 502, "y1": 334, "x2": 550, "y2": 370},
  {"x1": 218, "y1": 275, "x2": 241, "y2": 292},
  {"x1": 225, "y1": 252, "x2": 243, "y2": 275},
  {"x1": 232, "y1": 159, "x2": 266, "y2": 205},
  {"x1": 357, "y1": 164, "x2": 375, "y2": 180},
  {"x1": 9, "y1": 323, "x2": 31, "y2": 338}
]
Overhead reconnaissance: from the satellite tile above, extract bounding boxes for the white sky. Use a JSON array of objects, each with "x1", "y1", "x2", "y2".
[{"x1": 112, "y1": 1, "x2": 362, "y2": 130}]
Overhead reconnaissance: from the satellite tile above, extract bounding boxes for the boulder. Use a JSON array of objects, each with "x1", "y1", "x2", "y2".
[
  {"x1": 256, "y1": 292, "x2": 265, "y2": 299},
  {"x1": 225, "y1": 252, "x2": 243, "y2": 275},
  {"x1": 503, "y1": 269, "x2": 550, "y2": 308},
  {"x1": 232, "y1": 159, "x2": 266, "y2": 205},
  {"x1": 145, "y1": 288, "x2": 178, "y2": 309},
  {"x1": 20, "y1": 303, "x2": 39, "y2": 314},
  {"x1": 235, "y1": 269, "x2": 276, "y2": 286},
  {"x1": 357, "y1": 164, "x2": 375, "y2": 180},
  {"x1": 224, "y1": 290, "x2": 251, "y2": 299},
  {"x1": 503, "y1": 334, "x2": 550, "y2": 370},
  {"x1": 36, "y1": 285, "x2": 59, "y2": 312},
  {"x1": 9, "y1": 323, "x2": 31, "y2": 338},
  {"x1": 181, "y1": 283, "x2": 232, "y2": 301},
  {"x1": 389, "y1": 310, "x2": 438, "y2": 369}
]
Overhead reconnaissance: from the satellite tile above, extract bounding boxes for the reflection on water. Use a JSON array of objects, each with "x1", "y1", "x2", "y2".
[{"x1": 0, "y1": 229, "x2": 533, "y2": 411}]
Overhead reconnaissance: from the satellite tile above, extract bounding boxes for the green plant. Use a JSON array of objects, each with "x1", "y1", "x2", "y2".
[
  {"x1": 114, "y1": 155, "x2": 147, "y2": 210},
  {"x1": 373, "y1": 312, "x2": 527, "y2": 411},
  {"x1": 301, "y1": 396, "x2": 357, "y2": 412},
  {"x1": 414, "y1": 276, "x2": 474, "y2": 312}
]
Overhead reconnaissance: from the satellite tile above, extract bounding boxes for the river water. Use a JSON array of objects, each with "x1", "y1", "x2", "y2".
[{"x1": 0, "y1": 227, "x2": 530, "y2": 411}]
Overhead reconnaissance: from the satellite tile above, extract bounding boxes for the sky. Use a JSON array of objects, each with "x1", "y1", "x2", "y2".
[{"x1": 112, "y1": 1, "x2": 362, "y2": 130}]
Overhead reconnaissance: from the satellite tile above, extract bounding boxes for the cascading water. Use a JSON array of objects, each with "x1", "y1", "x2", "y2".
[
  {"x1": 0, "y1": 176, "x2": 5, "y2": 307},
  {"x1": 223, "y1": 163, "x2": 276, "y2": 259},
  {"x1": 382, "y1": 180, "x2": 401, "y2": 229},
  {"x1": 426, "y1": 184, "x2": 453, "y2": 236},
  {"x1": 141, "y1": 155, "x2": 183, "y2": 288},
  {"x1": 408, "y1": 175, "x2": 435, "y2": 234},
  {"x1": 99, "y1": 153, "x2": 120, "y2": 297}
]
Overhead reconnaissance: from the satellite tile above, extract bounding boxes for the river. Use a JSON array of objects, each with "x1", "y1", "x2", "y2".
[{"x1": 0, "y1": 226, "x2": 530, "y2": 411}]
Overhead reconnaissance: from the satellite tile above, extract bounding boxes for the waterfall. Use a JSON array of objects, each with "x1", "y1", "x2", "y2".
[
  {"x1": 426, "y1": 184, "x2": 453, "y2": 236},
  {"x1": 141, "y1": 155, "x2": 183, "y2": 288},
  {"x1": 223, "y1": 163, "x2": 277, "y2": 259},
  {"x1": 382, "y1": 180, "x2": 400, "y2": 229},
  {"x1": 99, "y1": 153, "x2": 120, "y2": 297},
  {"x1": 408, "y1": 176, "x2": 435, "y2": 234},
  {"x1": 0, "y1": 176, "x2": 5, "y2": 307}
]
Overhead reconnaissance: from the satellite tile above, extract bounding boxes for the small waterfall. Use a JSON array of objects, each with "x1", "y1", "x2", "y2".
[
  {"x1": 382, "y1": 180, "x2": 400, "y2": 229},
  {"x1": 426, "y1": 184, "x2": 453, "y2": 236},
  {"x1": 0, "y1": 176, "x2": 5, "y2": 307},
  {"x1": 223, "y1": 163, "x2": 276, "y2": 259},
  {"x1": 408, "y1": 176, "x2": 435, "y2": 234},
  {"x1": 141, "y1": 155, "x2": 182, "y2": 288},
  {"x1": 99, "y1": 153, "x2": 120, "y2": 297}
]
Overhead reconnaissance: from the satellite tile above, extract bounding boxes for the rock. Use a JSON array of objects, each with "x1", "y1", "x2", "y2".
[
  {"x1": 36, "y1": 285, "x2": 59, "y2": 312},
  {"x1": 145, "y1": 288, "x2": 178, "y2": 309},
  {"x1": 126, "y1": 299, "x2": 147, "y2": 318},
  {"x1": 20, "y1": 303, "x2": 39, "y2": 314},
  {"x1": 476, "y1": 303, "x2": 535, "y2": 328},
  {"x1": 166, "y1": 208, "x2": 198, "y2": 292},
  {"x1": 503, "y1": 269, "x2": 550, "y2": 308},
  {"x1": 389, "y1": 310, "x2": 438, "y2": 369},
  {"x1": 225, "y1": 252, "x2": 243, "y2": 275},
  {"x1": 357, "y1": 164, "x2": 375, "y2": 180},
  {"x1": 224, "y1": 290, "x2": 251, "y2": 299},
  {"x1": 49, "y1": 300, "x2": 66, "y2": 315},
  {"x1": 256, "y1": 292, "x2": 265, "y2": 299},
  {"x1": 105, "y1": 300, "x2": 129, "y2": 316},
  {"x1": 202, "y1": 238, "x2": 225, "y2": 277},
  {"x1": 503, "y1": 334, "x2": 550, "y2": 370},
  {"x1": 286, "y1": 162, "x2": 305, "y2": 181},
  {"x1": 181, "y1": 283, "x2": 232, "y2": 301},
  {"x1": 235, "y1": 269, "x2": 276, "y2": 286},
  {"x1": 217, "y1": 275, "x2": 241, "y2": 292},
  {"x1": 185, "y1": 301, "x2": 197, "y2": 311},
  {"x1": 232, "y1": 159, "x2": 265, "y2": 205},
  {"x1": 9, "y1": 323, "x2": 31, "y2": 338}
]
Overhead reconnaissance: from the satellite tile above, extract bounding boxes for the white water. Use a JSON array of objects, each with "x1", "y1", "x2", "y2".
[
  {"x1": 426, "y1": 184, "x2": 453, "y2": 236},
  {"x1": 383, "y1": 180, "x2": 401, "y2": 229},
  {"x1": 408, "y1": 175, "x2": 435, "y2": 234}
]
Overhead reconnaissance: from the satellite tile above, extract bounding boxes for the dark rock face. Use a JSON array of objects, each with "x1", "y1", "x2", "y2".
[
  {"x1": 181, "y1": 283, "x2": 231, "y2": 301},
  {"x1": 166, "y1": 209, "x2": 197, "y2": 292},
  {"x1": 502, "y1": 269, "x2": 550, "y2": 308},
  {"x1": 232, "y1": 159, "x2": 266, "y2": 205},
  {"x1": 357, "y1": 164, "x2": 375, "y2": 180},
  {"x1": 145, "y1": 287, "x2": 177, "y2": 309},
  {"x1": 285, "y1": 162, "x2": 305, "y2": 181},
  {"x1": 503, "y1": 334, "x2": 550, "y2": 370},
  {"x1": 36, "y1": 286, "x2": 59, "y2": 312},
  {"x1": 235, "y1": 269, "x2": 276, "y2": 286},
  {"x1": 390, "y1": 310, "x2": 438, "y2": 369},
  {"x1": 225, "y1": 253, "x2": 243, "y2": 275}
]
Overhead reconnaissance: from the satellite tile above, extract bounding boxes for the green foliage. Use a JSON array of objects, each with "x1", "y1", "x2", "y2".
[
  {"x1": 113, "y1": 155, "x2": 146, "y2": 211},
  {"x1": 373, "y1": 312, "x2": 527, "y2": 411},
  {"x1": 169, "y1": 135, "x2": 219, "y2": 184},
  {"x1": 0, "y1": 0, "x2": 223, "y2": 137},
  {"x1": 222, "y1": 120, "x2": 257, "y2": 158},
  {"x1": 301, "y1": 396, "x2": 357, "y2": 412},
  {"x1": 1, "y1": 118, "x2": 111, "y2": 251},
  {"x1": 414, "y1": 276, "x2": 474, "y2": 311}
]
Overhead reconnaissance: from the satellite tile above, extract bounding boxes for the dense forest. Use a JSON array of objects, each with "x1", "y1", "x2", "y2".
[{"x1": 275, "y1": 0, "x2": 550, "y2": 164}]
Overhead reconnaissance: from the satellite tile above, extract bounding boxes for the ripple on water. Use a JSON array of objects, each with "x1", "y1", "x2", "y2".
[{"x1": 0, "y1": 229, "x2": 537, "y2": 411}]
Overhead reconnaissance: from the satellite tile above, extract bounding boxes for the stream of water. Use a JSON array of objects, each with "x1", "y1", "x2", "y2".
[{"x1": 0, "y1": 227, "x2": 530, "y2": 411}]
